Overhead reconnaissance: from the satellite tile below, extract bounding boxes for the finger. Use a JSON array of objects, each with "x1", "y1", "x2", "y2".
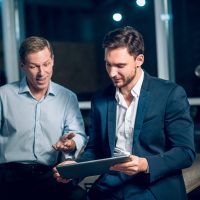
[
  {"x1": 52, "y1": 167, "x2": 58, "y2": 173},
  {"x1": 52, "y1": 144, "x2": 57, "y2": 150},
  {"x1": 64, "y1": 140, "x2": 76, "y2": 151},
  {"x1": 59, "y1": 178, "x2": 72, "y2": 184},
  {"x1": 64, "y1": 179, "x2": 72, "y2": 183},
  {"x1": 52, "y1": 142, "x2": 63, "y2": 150},
  {"x1": 111, "y1": 161, "x2": 133, "y2": 169},
  {"x1": 64, "y1": 141, "x2": 74, "y2": 149},
  {"x1": 110, "y1": 166, "x2": 138, "y2": 175},
  {"x1": 64, "y1": 140, "x2": 70, "y2": 146},
  {"x1": 56, "y1": 143, "x2": 66, "y2": 149},
  {"x1": 53, "y1": 172, "x2": 61, "y2": 179},
  {"x1": 62, "y1": 147, "x2": 69, "y2": 152},
  {"x1": 122, "y1": 171, "x2": 138, "y2": 176},
  {"x1": 110, "y1": 163, "x2": 138, "y2": 171},
  {"x1": 129, "y1": 155, "x2": 136, "y2": 160},
  {"x1": 110, "y1": 165, "x2": 127, "y2": 171},
  {"x1": 56, "y1": 177, "x2": 68, "y2": 183},
  {"x1": 64, "y1": 133, "x2": 75, "y2": 140}
]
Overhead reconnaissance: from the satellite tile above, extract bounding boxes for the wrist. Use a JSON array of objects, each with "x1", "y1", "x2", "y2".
[{"x1": 141, "y1": 158, "x2": 149, "y2": 173}]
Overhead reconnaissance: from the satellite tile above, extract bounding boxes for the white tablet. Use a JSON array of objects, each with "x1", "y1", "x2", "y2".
[{"x1": 56, "y1": 155, "x2": 130, "y2": 179}]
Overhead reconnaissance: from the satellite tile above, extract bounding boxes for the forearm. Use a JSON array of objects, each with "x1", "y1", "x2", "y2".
[{"x1": 146, "y1": 146, "x2": 195, "y2": 183}]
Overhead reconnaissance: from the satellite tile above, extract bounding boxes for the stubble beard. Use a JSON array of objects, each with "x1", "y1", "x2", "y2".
[{"x1": 117, "y1": 72, "x2": 136, "y2": 90}]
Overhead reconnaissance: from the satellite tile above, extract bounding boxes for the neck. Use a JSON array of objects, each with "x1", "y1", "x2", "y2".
[
  {"x1": 32, "y1": 91, "x2": 47, "y2": 101},
  {"x1": 29, "y1": 85, "x2": 48, "y2": 101},
  {"x1": 120, "y1": 68, "x2": 142, "y2": 95},
  {"x1": 119, "y1": 68, "x2": 142, "y2": 106},
  {"x1": 122, "y1": 92, "x2": 133, "y2": 107}
]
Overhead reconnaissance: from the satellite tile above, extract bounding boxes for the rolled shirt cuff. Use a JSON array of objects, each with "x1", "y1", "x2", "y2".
[{"x1": 63, "y1": 132, "x2": 87, "y2": 160}]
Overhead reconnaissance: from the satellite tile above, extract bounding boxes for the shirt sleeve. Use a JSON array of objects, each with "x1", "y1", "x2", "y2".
[
  {"x1": 62, "y1": 93, "x2": 87, "y2": 160},
  {"x1": 62, "y1": 132, "x2": 87, "y2": 160}
]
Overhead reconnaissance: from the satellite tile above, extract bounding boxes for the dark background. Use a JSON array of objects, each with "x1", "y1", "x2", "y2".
[
  {"x1": 1, "y1": 0, "x2": 200, "y2": 99},
  {"x1": 0, "y1": 1, "x2": 200, "y2": 197}
]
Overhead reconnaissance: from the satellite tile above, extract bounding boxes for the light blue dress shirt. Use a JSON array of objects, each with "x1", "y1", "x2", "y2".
[{"x1": 0, "y1": 77, "x2": 87, "y2": 166}]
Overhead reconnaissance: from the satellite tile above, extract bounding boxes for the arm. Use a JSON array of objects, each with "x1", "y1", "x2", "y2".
[
  {"x1": 110, "y1": 85, "x2": 195, "y2": 183},
  {"x1": 147, "y1": 85, "x2": 195, "y2": 183},
  {"x1": 53, "y1": 93, "x2": 87, "y2": 160},
  {"x1": 53, "y1": 95, "x2": 103, "y2": 184},
  {"x1": 77, "y1": 95, "x2": 105, "y2": 162}
]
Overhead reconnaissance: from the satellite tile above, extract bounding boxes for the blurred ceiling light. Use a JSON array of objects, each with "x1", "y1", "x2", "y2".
[
  {"x1": 113, "y1": 13, "x2": 122, "y2": 22},
  {"x1": 136, "y1": 0, "x2": 146, "y2": 7}
]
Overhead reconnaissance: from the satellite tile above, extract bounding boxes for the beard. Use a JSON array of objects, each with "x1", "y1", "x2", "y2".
[{"x1": 114, "y1": 68, "x2": 137, "y2": 89}]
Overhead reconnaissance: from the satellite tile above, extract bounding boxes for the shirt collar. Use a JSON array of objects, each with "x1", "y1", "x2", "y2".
[
  {"x1": 18, "y1": 76, "x2": 56, "y2": 96},
  {"x1": 132, "y1": 69, "x2": 144, "y2": 98},
  {"x1": 115, "y1": 69, "x2": 144, "y2": 103}
]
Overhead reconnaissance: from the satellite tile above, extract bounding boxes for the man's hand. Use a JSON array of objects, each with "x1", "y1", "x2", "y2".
[
  {"x1": 52, "y1": 133, "x2": 76, "y2": 152},
  {"x1": 110, "y1": 155, "x2": 149, "y2": 175},
  {"x1": 53, "y1": 160, "x2": 76, "y2": 183}
]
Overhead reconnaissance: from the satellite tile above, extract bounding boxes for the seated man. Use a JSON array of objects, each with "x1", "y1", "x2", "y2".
[
  {"x1": 0, "y1": 36, "x2": 87, "y2": 200},
  {"x1": 53, "y1": 26, "x2": 195, "y2": 200}
]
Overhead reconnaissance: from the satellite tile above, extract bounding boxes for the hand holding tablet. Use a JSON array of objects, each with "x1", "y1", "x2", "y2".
[{"x1": 56, "y1": 155, "x2": 130, "y2": 179}]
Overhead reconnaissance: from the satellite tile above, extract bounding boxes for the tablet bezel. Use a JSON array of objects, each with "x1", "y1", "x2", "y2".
[{"x1": 56, "y1": 155, "x2": 130, "y2": 179}]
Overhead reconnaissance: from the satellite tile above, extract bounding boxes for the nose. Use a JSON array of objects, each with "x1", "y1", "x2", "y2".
[
  {"x1": 38, "y1": 66, "x2": 45, "y2": 75},
  {"x1": 108, "y1": 66, "x2": 118, "y2": 78}
]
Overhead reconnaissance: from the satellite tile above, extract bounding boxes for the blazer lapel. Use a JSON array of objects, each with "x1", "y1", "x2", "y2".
[
  {"x1": 105, "y1": 72, "x2": 151, "y2": 155},
  {"x1": 107, "y1": 94, "x2": 117, "y2": 156},
  {"x1": 132, "y1": 73, "x2": 150, "y2": 152}
]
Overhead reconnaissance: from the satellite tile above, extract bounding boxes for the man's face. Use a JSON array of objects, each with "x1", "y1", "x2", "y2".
[
  {"x1": 22, "y1": 47, "x2": 54, "y2": 94},
  {"x1": 105, "y1": 47, "x2": 144, "y2": 90}
]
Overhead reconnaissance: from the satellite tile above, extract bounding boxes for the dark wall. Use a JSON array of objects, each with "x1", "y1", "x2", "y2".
[
  {"x1": 24, "y1": 0, "x2": 157, "y2": 99},
  {"x1": 173, "y1": 0, "x2": 200, "y2": 97}
]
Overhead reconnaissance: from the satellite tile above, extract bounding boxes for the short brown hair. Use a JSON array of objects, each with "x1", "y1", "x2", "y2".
[
  {"x1": 103, "y1": 26, "x2": 144, "y2": 57},
  {"x1": 19, "y1": 36, "x2": 54, "y2": 64}
]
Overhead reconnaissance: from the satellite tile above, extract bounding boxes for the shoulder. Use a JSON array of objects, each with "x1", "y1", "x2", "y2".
[
  {"x1": 92, "y1": 84, "x2": 115, "y2": 101},
  {"x1": 89, "y1": 85, "x2": 116, "y2": 111},
  {"x1": 50, "y1": 81, "x2": 78, "y2": 99},
  {"x1": 145, "y1": 73, "x2": 177, "y2": 87},
  {"x1": 0, "y1": 81, "x2": 20, "y2": 95},
  {"x1": 144, "y1": 73, "x2": 186, "y2": 96}
]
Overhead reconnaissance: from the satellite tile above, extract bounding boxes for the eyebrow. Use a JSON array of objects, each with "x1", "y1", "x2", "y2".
[
  {"x1": 26, "y1": 59, "x2": 51, "y2": 66},
  {"x1": 105, "y1": 61, "x2": 127, "y2": 65}
]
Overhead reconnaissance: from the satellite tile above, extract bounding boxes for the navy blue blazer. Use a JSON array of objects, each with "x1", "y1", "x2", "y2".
[{"x1": 79, "y1": 72, "x2": 195, "y2": 200}]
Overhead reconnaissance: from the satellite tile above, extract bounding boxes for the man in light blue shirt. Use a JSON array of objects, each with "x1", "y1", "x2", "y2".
[{"x1": 0, "y1": 36, "x2": 87, "y2": 200}]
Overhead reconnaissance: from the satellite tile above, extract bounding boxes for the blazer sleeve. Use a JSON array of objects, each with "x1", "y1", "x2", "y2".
[
  {"x1": 77, "y1": 95, "x2": 103, "y2": 162},
  {"x1": 146, "y1": 85, "x2": 195, "y2": 183}
]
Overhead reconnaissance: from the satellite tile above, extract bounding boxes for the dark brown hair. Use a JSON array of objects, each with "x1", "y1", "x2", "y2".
[{"x1": 103, "y1": 26, "x2": 144, "y2": 57}]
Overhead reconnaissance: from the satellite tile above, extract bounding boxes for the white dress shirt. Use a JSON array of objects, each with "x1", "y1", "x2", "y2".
[{"x1": 114, "y1": 70, "x2": 144, "y2": 156}]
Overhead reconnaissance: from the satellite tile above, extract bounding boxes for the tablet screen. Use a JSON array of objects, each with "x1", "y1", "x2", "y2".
[{"x1": 56, "y1": 155, "x2": 130, "y2": 179}]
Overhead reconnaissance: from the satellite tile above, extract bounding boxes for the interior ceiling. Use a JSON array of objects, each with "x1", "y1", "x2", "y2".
[{"x1": 24, "y1": 0, "x2": 116, "y2": 10}]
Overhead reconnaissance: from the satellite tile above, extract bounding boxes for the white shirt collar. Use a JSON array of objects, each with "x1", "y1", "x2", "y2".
[{"x1": 115, "y1": 69, "x2": 144, "y2": 103}]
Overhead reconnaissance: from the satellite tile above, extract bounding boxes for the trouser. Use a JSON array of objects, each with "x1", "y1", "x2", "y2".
[
  {"x1": 87, "y1": 175, "x2": 156, "y2": 200},
  {"x1": 88, "y1": 185, "x2": 156, "y2": 200},
  {"x1": 0, "y1": 162, "x2": 87, "y2": 200}
]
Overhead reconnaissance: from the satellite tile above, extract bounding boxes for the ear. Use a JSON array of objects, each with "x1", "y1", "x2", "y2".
[
  {"x1": 136, "y1": 54, "x2": 144, "y2": 67},
  {"x1": 52, "y1": 55, "x2": 55, "y2": 66},
  {"x1": 20, "y1": 63, "x2": 25, "y2": 71}
]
